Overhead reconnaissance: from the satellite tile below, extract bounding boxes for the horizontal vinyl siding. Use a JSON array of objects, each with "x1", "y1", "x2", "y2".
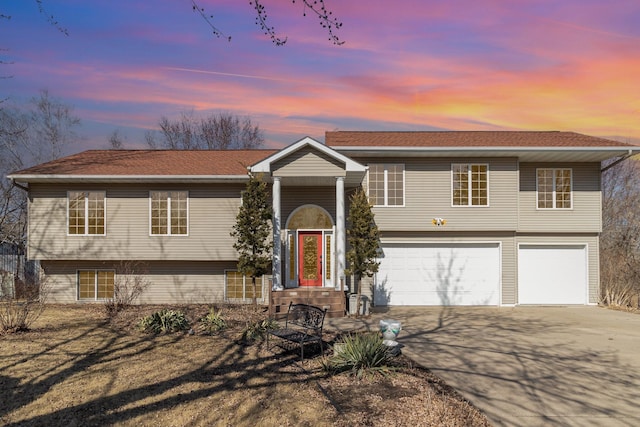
[
  {"x1": 518, "y1": 163, "x2": 602, "y2": 233},
  {"x1": 515, "y1": 234, "x2": 599, "y2": 304},
  {"x1": 378, "y1": 232, "x2": 516, "y2": 306},
  {"x1": 273, "y1": 146, "x2": 346, "y2": 178},
  {"x1": 352, "y1": 157, "x2": 519, "y2": 232},
  {"x1": 42, "y1": 260, "x2": 236, "y2": 304},
  {"x1": 29, "y1": 183, "x2": 244, "y2": 261},
  {"x1": 281, "y1": 187, "x2": 337, "y2": 227}
]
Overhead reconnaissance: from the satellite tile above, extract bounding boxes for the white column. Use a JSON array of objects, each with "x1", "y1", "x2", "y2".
[
  {"x1": 272, "y1": 177, "x2": 282, "y2": 290},
  {"x1": 336, "y1": 176, "x2": 345, "y2": 290}
]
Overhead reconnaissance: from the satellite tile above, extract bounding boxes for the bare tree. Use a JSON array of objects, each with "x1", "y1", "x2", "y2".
[
  {"x1": 1, "y1": 93, "x2": 80, "y2": 248},
  {"x1": 146, "y1": 111, "x2": 264, "y2": 150},
  {"x1": 29, "y1": 89, "x2": 81, "y2": 161},
  {"x1": 0, "y1": 105, "x2": 30, "y2": 247},
  {"x1": 108, "y1": 129, "x2": 125, "y2": 149},
  {"x1": 600, "y1": 157, "x2": 640, "y2": 307}
]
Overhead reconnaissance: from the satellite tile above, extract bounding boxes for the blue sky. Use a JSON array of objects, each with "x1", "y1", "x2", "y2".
[{"x1": 2, "y1": 0, "x2": 640, "y2": 151}]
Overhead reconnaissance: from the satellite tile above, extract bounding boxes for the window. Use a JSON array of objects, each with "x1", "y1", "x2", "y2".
[
  {"x1": 225, "y1": 271, "x2": 264, "y2": 301},
  {"x1": 452, "y1": 164, "x2": 488, "y2": 206},
  {"x1": 368, "y1": 164, "x2": 404, "y2": 206},
  {"x1": 537, "y1": 168, "x2": 572, "y2": 209},
  {"x1": 68, "y1": 191, "x2": 106, "y2": 235},
  {"x1": 150, "y1": 191, "x2": 188, "y2": 235},
  {"x1": 78, "y1": 270, "x2": 114, "y2": 300}
]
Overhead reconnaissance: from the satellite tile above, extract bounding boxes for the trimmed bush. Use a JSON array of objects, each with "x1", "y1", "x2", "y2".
[
  {"x1": 323, "y1": 332, "x2": 392, "y2": 378},
  {"x1": 139, "y1": 309, "x2": 190, "y2": 334},
  {"x1": 200, "y1": 307, "x2": 226, "y2": 334}
]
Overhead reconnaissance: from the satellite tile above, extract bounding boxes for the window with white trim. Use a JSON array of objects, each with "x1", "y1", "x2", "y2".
[
  {"x1": 78, "y1": 270, "x2": 114, "y2": 300},
  {"x1": 68, "y1": 191, "x2": 106, "y2": 235},
  {"x1": 225, "y1": 271, "x2": 264, "y2": 302},
  {"x1": 537, "y1": 168, "x2": 572, "y2": 209},
  {"x1": 150, "y1": 191, "x2": 188, "y2": 235},
  {"x1": 367, "y1": 163, "x2": 404, "y2": 206},
  {"x1": 452, "y1": 164, "x2": 488, "y2": 206}
]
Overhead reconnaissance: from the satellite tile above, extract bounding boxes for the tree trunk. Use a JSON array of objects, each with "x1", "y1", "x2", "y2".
[
  {"x1": 252, "y1": 276, "x2": 258, "y2": 310},
  {"x1": 355, "y1": 275, "x2": 362, "y2": 318}
]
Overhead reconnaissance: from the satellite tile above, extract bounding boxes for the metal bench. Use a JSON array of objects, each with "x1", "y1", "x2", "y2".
[{"x1": 267, "y1": 302, "x2": 327, "y2": 360}]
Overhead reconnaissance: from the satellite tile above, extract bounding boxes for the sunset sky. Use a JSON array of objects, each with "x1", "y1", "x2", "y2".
[{"x1": 2, "y1": 0, "x2": 640, "y2": 151}]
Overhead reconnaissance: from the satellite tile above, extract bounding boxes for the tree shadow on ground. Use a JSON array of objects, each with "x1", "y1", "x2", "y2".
[
  {"x1": 393, "y1": 307, "x2": 640, "y2": 427},
  {"x1": 0, "y1": 309, "x2": 326, "y2": 427}
]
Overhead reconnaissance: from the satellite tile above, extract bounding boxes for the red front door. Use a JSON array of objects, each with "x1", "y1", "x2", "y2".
[{"x1": 298, "y1": 231, "x2": 323, "y2": 287}]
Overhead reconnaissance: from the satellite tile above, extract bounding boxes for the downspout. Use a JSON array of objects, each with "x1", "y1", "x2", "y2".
[
  {"x1": 601, "y1": 149, "x2": 634, "y2": 172},
  {"x1": 8, "y1": 176, "x2": 29, "y2": 192}
]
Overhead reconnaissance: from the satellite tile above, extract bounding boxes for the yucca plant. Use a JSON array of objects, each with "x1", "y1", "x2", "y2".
[
  {"x1": 323, "y1": 332, "x2": 392, "y2": 378},
  {"x1": 138, "y1": 309, "x2": 190, "y2": 334},
  {"x1": 241, "y1": 318, "x2": 279, "y2": 342},
  {"x1": 200, "y1": 307, "x2": 226, "y2": 334}
]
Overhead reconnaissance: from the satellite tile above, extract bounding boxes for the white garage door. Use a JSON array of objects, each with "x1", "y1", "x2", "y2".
[
  {"x1": 374, "y1": 243, "x2": 500, "y2": 306},
  {"x1": 518, "y1": 245, "x2": 587, "y2": 304}
]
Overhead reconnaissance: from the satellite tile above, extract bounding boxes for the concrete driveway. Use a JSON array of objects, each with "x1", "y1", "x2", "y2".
[{"x1": 328, "y1": 306, "x2": 640, "y2": 426}]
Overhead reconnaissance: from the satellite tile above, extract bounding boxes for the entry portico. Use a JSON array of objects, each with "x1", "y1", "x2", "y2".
[{"x1": 251, "y1": 137, "x2": 366, "y2": 291}]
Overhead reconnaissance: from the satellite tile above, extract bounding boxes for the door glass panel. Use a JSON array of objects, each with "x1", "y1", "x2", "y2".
[
  {"x1": 288, "y1": 233, "x2": 295, "y2": 281},
  {"x1": 303, "y1": 235, "x2": 318, "y2": 280},
  {"x1": 325, "y1": 234, "x2": 332, "y2": 281}
]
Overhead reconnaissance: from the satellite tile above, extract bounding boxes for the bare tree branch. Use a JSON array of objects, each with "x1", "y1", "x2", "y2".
[
  {"x1": 191, "y1": 0, "x2": 343, "y2": 46},
  {"x1": 190, "y1": 0, "x2": 231, "y2": 42},
  {"x1": 35, "y1": 0, "x2": 69, "y2": 36}
]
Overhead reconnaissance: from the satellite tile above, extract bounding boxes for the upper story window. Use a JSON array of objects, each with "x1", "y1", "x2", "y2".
[
  {"x1": 452, "y1": 164, "x2": 488, "y2": 206},
  {"x1": 150, "y1": 191, "x2": 188, "y2": 235},
  {"x1": 537, "y1": 168, "x2": 572, "y2": 209},
  {"x1": 368, "y1": 164, "x2": 404, "y2": 206},
  {"x1": 68, "y1": 191, "x2": 106, "y2": 235}
]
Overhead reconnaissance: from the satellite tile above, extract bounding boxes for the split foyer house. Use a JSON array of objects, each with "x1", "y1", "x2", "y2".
[{"x1": 8, "y1": 131, "x2": 639, "y2": 314}]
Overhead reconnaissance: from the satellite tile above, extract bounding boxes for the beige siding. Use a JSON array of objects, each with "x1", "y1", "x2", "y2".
[
  {"x1": 350, "y1": 157, "x2": 519, "y2": 232},
  {"x1": 281, "y1": 187, "x2": 337, "y2": 227},
  {"x1": 377, "y1": 232, "x2": 517, "y2": 305},
  {"x1": 518, "y1": 163, "x2": 602, "y2": 232},
  {"x1": 29, "y1": 183, "x2": 245, "y2": 261},
  {"x1": 273, "y1": 146, "x2": 346, "y2": 178},
  {"x1": 515, "y1": 234, "x2": 600, "y2": 304},
  {"x1": 42, "y1": 260, "x2": 239, "y2": 304}
]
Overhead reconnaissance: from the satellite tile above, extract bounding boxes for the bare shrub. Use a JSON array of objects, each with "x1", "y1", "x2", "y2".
[
  {"x1": 104, "y1": 261, "x2": 150, "y2": 318},
  {"x1": 0, "y1": 271, "x2": 48, "y2": 334},
  {"x1": 600, "y1": 157, "x2": 640, "y2": 308}
]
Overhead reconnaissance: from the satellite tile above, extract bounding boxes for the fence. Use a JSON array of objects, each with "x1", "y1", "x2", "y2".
[{"x1": 0, "y1": 243, "x2": 40, "y2": 284}]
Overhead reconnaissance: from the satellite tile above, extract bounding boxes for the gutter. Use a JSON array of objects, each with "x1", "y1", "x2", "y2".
[
  {"x1": 601, "y1": 149, "x2": 634, "y2": 172},
  {"x1": 5, "y1": 174, "x2": 250, "y2": 184}
]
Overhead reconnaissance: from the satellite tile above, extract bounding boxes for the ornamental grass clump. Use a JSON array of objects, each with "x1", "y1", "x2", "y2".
[
  {"x1": 138, "y1": 309, "x2": 190, "y2": 334},
  {"x1": 323, "y1": 332, "x2": 392, "y2": 378},
  {"x1": 200, "y1": 307, "x2": 226, "y2": 334}
]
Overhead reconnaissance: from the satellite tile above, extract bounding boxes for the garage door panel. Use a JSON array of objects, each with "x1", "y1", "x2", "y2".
[
  {"x1": 375, "y1": 243, "x2": 500, "y2": 306},
  {"x1": 518, "y1": 245, "x2": 587, "y2": 305}
]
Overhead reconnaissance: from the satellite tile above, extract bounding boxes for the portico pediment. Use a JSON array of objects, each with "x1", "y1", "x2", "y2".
[{"x1": 250, "y1": 136, "x2": 366, "y2": 186}]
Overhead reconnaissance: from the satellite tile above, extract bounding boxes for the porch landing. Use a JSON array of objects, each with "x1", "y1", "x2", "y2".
[{"x1": 269, "y1": 287, "x2": 347, "y2": 318}]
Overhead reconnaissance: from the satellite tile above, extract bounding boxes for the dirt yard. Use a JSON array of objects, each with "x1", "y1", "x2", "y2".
[{"x1": 0, "y1": 304, "x2": 490, "y2": 426}]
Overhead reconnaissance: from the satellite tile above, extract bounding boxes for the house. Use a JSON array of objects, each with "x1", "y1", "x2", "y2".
[{"x1": 7, "y1": 131, "x2": 639, "y2": 314}]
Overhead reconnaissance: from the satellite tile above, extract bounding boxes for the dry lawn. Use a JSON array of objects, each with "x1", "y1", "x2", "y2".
[{"x1": 0, "y1": 305, "x2": 490, "y2": 427}]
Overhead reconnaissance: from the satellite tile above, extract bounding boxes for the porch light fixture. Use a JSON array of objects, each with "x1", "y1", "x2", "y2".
[{"x1": 432, "y1": 217, "x2": 446, "y2": 226}]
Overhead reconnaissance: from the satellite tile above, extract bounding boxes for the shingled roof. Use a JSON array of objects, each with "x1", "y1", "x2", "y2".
[
  {"x1": 325, "y1": 131, "x2": 635, "y2": 148},
  {"x1": 11, "y1": 149, "x2": 277, "y2": 177}
]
